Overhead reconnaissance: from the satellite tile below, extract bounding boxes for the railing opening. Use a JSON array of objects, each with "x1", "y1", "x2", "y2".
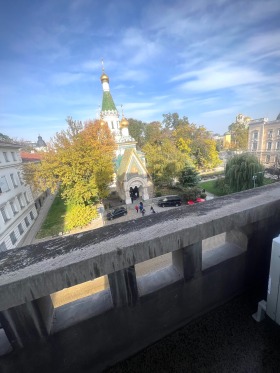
[
  {"x1": 135, "y1": 253, "x2": 183, "y2": 296},
  {"x1": 51, "y1": 276, "x2": 109, "y2": 308},
  {"x1": 202, "y1": 231, "x2": 247, "y2": 270}
]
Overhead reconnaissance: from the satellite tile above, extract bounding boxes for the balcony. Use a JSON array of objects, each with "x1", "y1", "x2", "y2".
[{"x1": 1, "y1": 183, "x2": 280, "y2": 372}]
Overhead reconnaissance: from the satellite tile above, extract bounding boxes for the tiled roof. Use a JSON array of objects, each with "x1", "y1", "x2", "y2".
[
  {"x1": 20, "y1": 151, "x2": 42, "y2": 162},
  {"x1": 102, "y1": 91, "x2": 117, "y2": 111}
]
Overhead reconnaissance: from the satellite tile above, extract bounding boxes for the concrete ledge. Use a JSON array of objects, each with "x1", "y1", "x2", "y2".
[{"x1": 0, "y1": 183, "x2": 280, "y2": 311}]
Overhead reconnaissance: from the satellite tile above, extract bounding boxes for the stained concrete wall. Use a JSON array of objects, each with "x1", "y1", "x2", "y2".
[{"x1": 1, "y1": 184, "x2": 280, "y2": 372}]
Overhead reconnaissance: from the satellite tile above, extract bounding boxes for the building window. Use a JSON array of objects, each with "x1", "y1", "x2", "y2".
[
  {"x1": 10, "y1": 174, "x2": 18, "y2": 188},
  {"x1": 24, "y1": 216, "x2": 30, "y2": 227},
  {"x1": 24, "y1": 192, "x2": 30, "y2": 204},
  {"x1": 252, "y1": 142, "x2": 258, "y2": 151},
  {"x1": 277, "y1": 129, "x2": 280, "y2": 136},
  {"x1": 18, "y1": 223, "x2": 24, "y2": 235},
  {"x1": 30, "y1": 211, "x2": 34, "y2": 220},
  {"x1": 0, "y1": 242, "x2": 7, "y2": 252},
  {"x1": 253, "y1": 131, "x2": 258, "y2": 140},
  {"x1": 267, "y1": 141, "x2": 272, "y2": 151},
  {"x1": 10, "y1": 231, "x2": 17, "y2": 245},
  {"x1": 276, "y1": 141, "x2": 280, "y2": 150},
  {"x1": 3, "y1": 152, "x2": 9, "y2": 162},
  {"x1": 0, "y1": 176, "x2": 9, "y2": 193},
  {"x1": 1, "y1": 207, "x2": 10, "y2": 223},
  {"x1": 17, "y1": 171, "x2": 24, "y2": 185},
  {"x1": 268, "y1": 130, "x2": 273, "y2": 138},
  {"x1": 18, "y1": 195, "x2": 25, "y2": 209},
  {"x1": 10, "y1": 201, "x2": 18, "y2": 215},
  {"x1": 265, "y1": 155, "x2": 271, "y2": 164},
  {"x1": 11, "y1": 152, "x2": 16, "y2": 161}
]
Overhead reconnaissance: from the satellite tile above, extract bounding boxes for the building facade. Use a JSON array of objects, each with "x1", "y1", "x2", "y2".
[
  {"x1": 99, "y1": 69, "x2": 153, "y2": 204},
  {"x1": 248, "y1": 114, "x2": 280, "y2": 166},
  {"x1": 0, "y1": 141, "x2": 38, "y2": 251}
]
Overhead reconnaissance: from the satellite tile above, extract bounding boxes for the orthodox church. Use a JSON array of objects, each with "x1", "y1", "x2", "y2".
[{"x1": 98, "y1": 68, "x2": 153, "y2": 204}]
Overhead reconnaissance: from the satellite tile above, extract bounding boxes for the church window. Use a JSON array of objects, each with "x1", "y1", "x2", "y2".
[
  {"x1": 3, "y1": 152, "x2": 9, "y2": 162},
  {"x1": 111, "y1": 121, "x2": 114, "y2": 129},
  {"x1": 11, "y1": 152, "x2": 16, "y2": 161},
  {"x1": 1, "y1": 207, "x2": 10, "y2": 223},
  {"x1": 18, "y1": 223, "x2": 24, "y2": 235},
  {"x1": 0, "y1": 176, "x2": 9, "y2": 193},
  {"x1": 24, "y1": 216, "x2": 30, "y2": 227}
]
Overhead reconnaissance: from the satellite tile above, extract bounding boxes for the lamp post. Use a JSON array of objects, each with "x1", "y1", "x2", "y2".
[{"x1": 252, "y1": 171, "x2": 265, "y2": 188}]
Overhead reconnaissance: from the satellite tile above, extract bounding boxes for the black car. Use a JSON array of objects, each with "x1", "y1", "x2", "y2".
[
  {"x1": 158, "y1": 195, "x2": 182, "y2": 207},
  {"x1": 106, "y1": 207, "x2": 127, "y2": 220}
]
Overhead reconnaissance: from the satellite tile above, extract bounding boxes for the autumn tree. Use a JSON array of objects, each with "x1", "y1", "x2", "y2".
[
  {"x1": 24, "y1": 117, "x2": 116, "y2": 205},
  {"x1": 143, "y1": 138, "x2": 186, "y2": 186},
  {"x1": 228, "y1": 122, "x2": 249, "y2": 151}
]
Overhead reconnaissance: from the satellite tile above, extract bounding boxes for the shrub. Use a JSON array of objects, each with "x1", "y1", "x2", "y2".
[{"x1": 65, "y1": 204, "x2": 98, "y2": 231}]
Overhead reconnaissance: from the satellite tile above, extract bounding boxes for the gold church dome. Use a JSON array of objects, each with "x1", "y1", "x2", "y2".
[
  {"x1": 100, "y1": 72, "x2": 109, "y2": 83},
  {"x1": 120, "y1": 117, "x2": 129, "y2": 128}
]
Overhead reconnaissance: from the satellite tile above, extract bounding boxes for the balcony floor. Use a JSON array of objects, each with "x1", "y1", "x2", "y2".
[{"x1": 106, "y1": 291, "x2": 280, "y2": 373}]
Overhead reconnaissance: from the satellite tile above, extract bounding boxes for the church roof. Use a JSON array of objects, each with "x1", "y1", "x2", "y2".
[
  {"x1": 117, "y1": 148, "x2": 148, "y2": 182},
  {"x1": 102, "y1": 91, "x2": 117, "y2": 112}
]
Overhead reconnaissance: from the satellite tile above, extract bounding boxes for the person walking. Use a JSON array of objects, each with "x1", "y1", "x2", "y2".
[
  {"x1": 139, "y1": 201, "x2": 143, "y2": 213},
  {"x1": 150, "y1": 206, "x2": 156, "y2": 213},
  {"x1": 141, "y1": 208, "x2": 146, "y2": 216},
  {"x1": 135, "y1": 204, "x2": 139, "y2": 213}
]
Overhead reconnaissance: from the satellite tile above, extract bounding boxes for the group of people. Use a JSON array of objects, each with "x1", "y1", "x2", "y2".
[
  {"x1": 135, "y1": 202, "x2": 156, "y2": 216},
  {"x1": 130, "y1": 186, "x2": 139, "y2": 204}
]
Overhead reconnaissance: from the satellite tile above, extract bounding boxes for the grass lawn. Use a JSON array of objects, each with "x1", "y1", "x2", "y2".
[
  {"x1": 36, "y1": 194, "x2": 67, "y2": 239},
  {"x1": 199, "y1": 177, "x2": 275, "y2": 197}
]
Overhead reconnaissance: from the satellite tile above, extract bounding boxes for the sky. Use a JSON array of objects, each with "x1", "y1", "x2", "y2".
[{"x1": 1, "y1": 0, "x2": 280, "y2": 142}]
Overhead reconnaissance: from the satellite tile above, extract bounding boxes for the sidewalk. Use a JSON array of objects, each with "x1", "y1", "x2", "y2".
[{"x1": 20, "y1": 193, "x2": 56, "y2": 246}]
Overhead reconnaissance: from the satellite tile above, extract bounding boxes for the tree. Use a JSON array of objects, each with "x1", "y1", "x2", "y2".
[
  {"x1": 225, "y1": 153, "x2": 264, "y2": 192},
  {"x1": 179, "y1": 166, "x2": 200, "y2": 187},
  {"x1": 143, "y1": 138, "x2": 185, "y2": 186},
  {"x1": 228, "y1": 122, "x2": 249, "y2": 151},
  {"x1": 162, "y1": 113, "x2": 189, "y2": 129},
  {"x1": 127, "y1": 118, "x2": 146, "y2": 148},
  {"x1": 23, "y1": 117, "x2": 116, "y2": 205}
]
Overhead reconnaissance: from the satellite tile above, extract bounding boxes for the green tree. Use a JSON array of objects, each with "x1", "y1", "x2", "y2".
[
  {"x1": 127, "y1": 118, "x2": 146, "y2": 148},
  {"x1": 225, "y1": 153, "x2": 264, "y2": 192},
  {"x1": 162, "y1": 112, "x2": 189, "y2": 129},
  {"x1": 179, "y1": 166, "x2": 200, "y2": 187},
  {"x1": 23, "y1": 117, "x2": 116, "y2": 205}
]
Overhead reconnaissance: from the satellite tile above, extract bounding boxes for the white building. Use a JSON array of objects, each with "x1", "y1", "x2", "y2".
[{"x1": 0, "y1": 141, "x2": 38, "y2": 251}]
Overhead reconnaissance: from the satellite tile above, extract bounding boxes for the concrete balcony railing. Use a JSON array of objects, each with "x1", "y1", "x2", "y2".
[{"x1": 1, "y1": 183, "x2": 280, "y2": 372}]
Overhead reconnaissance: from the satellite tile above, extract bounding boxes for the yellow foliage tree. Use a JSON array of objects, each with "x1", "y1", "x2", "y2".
[{"x1": 23, "y1": 118, "x2": 116, "y2": 205}]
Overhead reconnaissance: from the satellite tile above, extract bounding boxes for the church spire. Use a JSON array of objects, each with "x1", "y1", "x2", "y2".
[{"x1": 100, "y1": 60, "x2": 117, "y2": 112}]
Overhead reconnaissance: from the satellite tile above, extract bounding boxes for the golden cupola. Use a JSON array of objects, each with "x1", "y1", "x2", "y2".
[
  {"x1": 120, "y1": 116, "x2": 129, "y2": 128},
  {"x1": 100, "y1": 72, "x2": 109, "y2": 83}
]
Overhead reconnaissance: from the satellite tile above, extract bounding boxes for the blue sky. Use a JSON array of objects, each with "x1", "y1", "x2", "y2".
[{"x1": 1, "y1": 0, "x2": 280, "y2": 142}]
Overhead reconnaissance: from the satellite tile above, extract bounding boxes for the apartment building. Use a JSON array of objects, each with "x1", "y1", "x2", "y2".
[
  {"x1": 0, "y1": 141, "x2": 37, "y2": 251},
  {"x1": 248, "y1": 114, "x2": 280, "y2": 166}
]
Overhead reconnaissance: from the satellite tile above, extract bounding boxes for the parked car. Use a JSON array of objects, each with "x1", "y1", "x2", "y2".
[
  {"x1": 106, "y1": 207, "x2": 127, "y2": 220},
  {"x1": 187, "y1": 198, "x2": 205, "y2": 205},
  {"x1": 158, "y1": 195, "x2": 182, "y2": 207}
]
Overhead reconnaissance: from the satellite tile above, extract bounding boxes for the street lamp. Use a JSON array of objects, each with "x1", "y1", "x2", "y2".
[{"x1": 252, "y1": 171, "x2": 264, "y2": 188}]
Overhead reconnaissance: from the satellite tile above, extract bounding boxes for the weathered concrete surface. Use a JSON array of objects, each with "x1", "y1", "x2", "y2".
[
  {"x1": 0, "y1": 184, "x2": 280, "y2": 372},
  {"x1": 0, "y1": 183, "x2": 280, "y2": 311}
]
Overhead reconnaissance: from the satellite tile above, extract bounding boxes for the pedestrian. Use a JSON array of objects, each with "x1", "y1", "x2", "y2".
[
  {"x1": 131, "y1": 196, "x2": 134, "y2": 204},
  {"x1": 135, "y1": 204, "x2": 139, "y2": 213},
  {"x1": 139, "y1": 201, "x2": 143, "y2": 212},
  {"x1": 141, "y1": 208, "x2": 146, "y2": 216},
  {"x1": 150, "y1": 206, "x2": 156, "y2": 213}
]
